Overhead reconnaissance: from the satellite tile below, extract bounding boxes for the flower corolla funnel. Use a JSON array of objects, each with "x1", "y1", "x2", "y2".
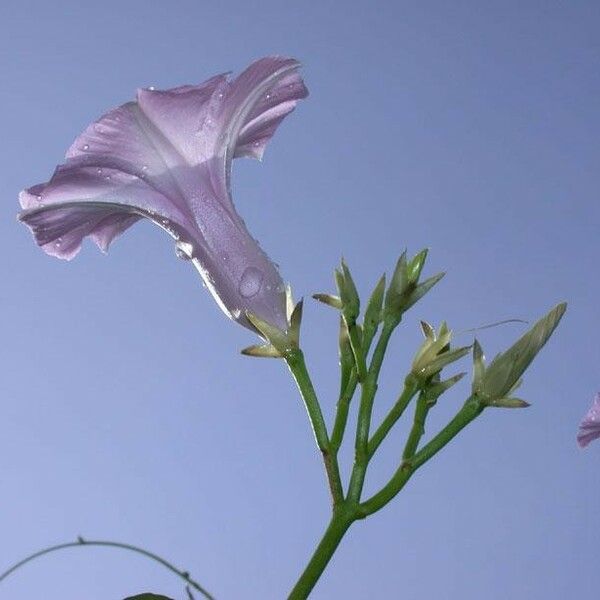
[
  {"x1": 18, "y1": 56, "x2": 308, "y2": 332},
  {"x1": 577, "y1": 392, "x2": 600, "y2": 448}
]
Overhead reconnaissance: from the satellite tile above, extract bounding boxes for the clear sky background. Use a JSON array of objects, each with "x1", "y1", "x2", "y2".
[{"x1": 1, "y1": 1, "x2": 598, "y2": 599}]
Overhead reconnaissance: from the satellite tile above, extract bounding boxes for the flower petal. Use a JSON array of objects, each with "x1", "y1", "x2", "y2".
[
  {"x1": 19, "y1": 164, "x2": 192, "y2": 259},
  {"x1": 577, "y1": 393, "x2": 600, "y2": 448},
  {"x1": 18, "y1": 56, "x2": 308, "y2": 331}
]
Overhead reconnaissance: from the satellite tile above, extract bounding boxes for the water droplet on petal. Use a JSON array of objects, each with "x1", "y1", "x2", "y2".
[
  {"x1": 82, "y1": 144, "x2": 89, "y2": 150},
  {"x1": 265, "y1": 93, "x2": 271, "y2": 100},
  {"x1": 239, "y1": 267, "x2": 264, "y2": 298},
  {"x1": 55, "y1": 237, "x2": 63, "y2": 248},
  {"x1": 97, "y1": 168, "x2": 103, "y2": 174},
  {"x1": 148, "y1": 86, "x2": 155, "y2": 91}
]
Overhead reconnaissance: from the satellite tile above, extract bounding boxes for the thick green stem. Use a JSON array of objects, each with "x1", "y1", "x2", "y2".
[
  {"x1": 360, "y1": 395, "x2": 484, "y2": 516},
  {"x1": 288, "y1": 507, "x2": 356, "y2": 599},
  {"x1": 285, "y1": 349, "x2": 344, "y2": 505},
  {"x1": 368, "y1": 377, "x2": 419, "y2": 458},
  {"x1": 347, "y1": 321, "x2": 396, "y2": 502},
  {"x1": 402, "y1": 391, "x2": 430, "y2": 460}
]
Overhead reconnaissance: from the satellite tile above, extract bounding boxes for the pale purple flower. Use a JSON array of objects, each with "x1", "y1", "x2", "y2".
[
  {"x1": 577, "y1": 393, "x2": 600, "y2": 448},
  {"x1": 19, "y1": 56, "x2": 308, "y2": 331}
]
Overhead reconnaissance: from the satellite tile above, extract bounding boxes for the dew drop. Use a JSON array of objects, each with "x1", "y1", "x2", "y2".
[
  {"x1": 97, "y1": 168, "x2": 103, "y2": 174},
  {"x1": 55, "y1": 237, "x2": 63, "y2": 248},
  {"x1": 239, "y1": 266, "x2": 264, "y2": 298},
  {"x1": 142, "y1": 165, "x2": 148, "y2": 171},
  {"x1": 148, "y1": 86, "x2": 155, "y2": 91},
  {"x1": 175, "y1": 240, "x2": 194, "y2": 260},
  {"x1": 265, "y1": 93, "x2": 271, "y2": 100},
  {"x1": 82, "y1": 144, "x2": 89, "y2": 150}
]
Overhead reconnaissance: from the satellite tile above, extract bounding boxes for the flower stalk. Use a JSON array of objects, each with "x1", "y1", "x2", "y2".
[{"x1": 284, "y1": 252, "x2": 565, "y2": 598}]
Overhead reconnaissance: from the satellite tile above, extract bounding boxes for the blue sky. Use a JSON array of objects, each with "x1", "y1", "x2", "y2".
[{"x1": 1, "y1": 1, "x2": 598, "y2": 598}]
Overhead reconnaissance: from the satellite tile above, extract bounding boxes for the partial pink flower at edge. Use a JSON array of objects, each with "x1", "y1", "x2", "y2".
[{"x1": 577, "y1": 392, "x2": 600, "y2": 448}]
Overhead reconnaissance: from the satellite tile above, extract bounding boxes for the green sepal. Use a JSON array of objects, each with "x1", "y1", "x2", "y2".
[
  {"x1": 408, "y1": 248, "x2": 428, "y2": 283},
  {"x1": 285, "y1": 284, "x2": 295, "y2": 322},
  {"x1": 506, "y1": 378, "x2": 523, "y2": 397},
  {"x1": 312, "y1": 293, "x2": 343, "y2": 310},
  {"x1": 288, "y1": 299, "x2": 304, "y2": 346},
  {"x1": 404, "y1": 272, "x2": 445, "y2": 311},
  {"x1": 338, "y1": 316, "x2": 354, "y2": 396},
  {"x1": 418, "y1": 346, "x2": 471, "y2": 379},
  {"x1": 384, "y1": 250, "x2": 408, "y2": 315},
  {"x1": 336, "y1": 259, "x2": 360, "y2": 321},
  {"x1": 487, "y1": 397, "x2": 531, "y2": 409},
  {"x1": 245, "y1": 311, "x2": 290, "y2": 353},
  {"x1": 438, "y1": 320, "x2": 449, "y2": 338},
  {"x1": 420, "y1": 320, "x2": 435, "y2": 341},
  {"x1": 479, "y1": 303, "x2": 566, "y2": 400},
  {"x1": 241, "y1": 343, "x2": 283, "y2": 358},
  {"x1": 428, "y1": 372, "x2": 466, "y2": 397},
  {"x1": 362, "y1": 274, "x2": 386, "y2": 350},
  {"x1": 471, "y1": 339, "x2": 486, "y2": 392},
  {"x1": 411, "y1": 325, "x2": 452, "y2": 373}
]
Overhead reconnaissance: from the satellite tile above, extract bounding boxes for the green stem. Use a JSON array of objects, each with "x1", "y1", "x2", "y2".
[
  {"x1": 331, "y1": 369, "x2": 359, "y2": 453},
  {"x1": 288, "y1": 507, "x2": 356, "y2": 599},
  {"x1": 0, "y1": 538, "x2": 214, "y2": 599},
  {"x1": 401, "y1": 391, "x2": 430, "y2": 461},
  {"x1": 368, "y1": 377, "x2": 419, "y2": 458},
  {"x1": 285, "y1": 349, "x2": 344, "y2": 505},
  {"x1": 346, "y1": 320, "x2": 367, "y2": 381},
  {"x1": 347, "y1": 321, "x2": 396, "y2": 502},
  {"x1": 360, "y1": 395, "x2": 484, "y2": 517}
]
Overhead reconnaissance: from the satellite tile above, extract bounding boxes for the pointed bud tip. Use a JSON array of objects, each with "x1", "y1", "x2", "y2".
[{"x1": 241, "y1": 343, "x2": 282, "y2": 358}]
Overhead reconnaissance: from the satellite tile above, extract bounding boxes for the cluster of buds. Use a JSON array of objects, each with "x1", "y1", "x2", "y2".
[
  {"x1": 410, "y1": 321, "x2": 470, "y2": 398},
  {"x1": 384, "y1": 250, "x2": 445, "y2": 326}
]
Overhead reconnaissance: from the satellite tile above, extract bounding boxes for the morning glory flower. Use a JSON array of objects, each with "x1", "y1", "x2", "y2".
[
  {"x1": 577, "y1": 392, "x2": 600, "y2": 448},
  {"x1": 19, "y1": 56, "x2": 308, "y2": 332}
]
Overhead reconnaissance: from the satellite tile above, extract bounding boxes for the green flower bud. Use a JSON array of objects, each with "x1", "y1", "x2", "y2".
[{"x1": 479, "y1": 303, "x2": 566, "y2": 401}]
